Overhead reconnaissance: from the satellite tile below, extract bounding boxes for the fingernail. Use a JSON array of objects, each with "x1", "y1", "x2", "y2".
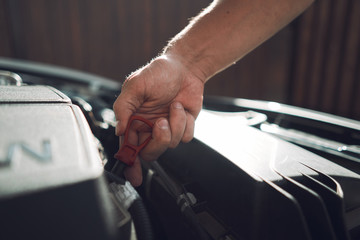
[
  {"x1": 172, "y1": 101, "x2": 183, "y2": 109},
  {"x1": 157, "y1": 119, "x2": 169, "y2": 130},
  {"x1": 115, "y1": 121, "x2": 121, "y2": 136}
]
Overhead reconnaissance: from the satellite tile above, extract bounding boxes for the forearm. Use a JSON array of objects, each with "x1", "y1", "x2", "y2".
[{"x1": 163, "y1": 0, "x2": 314, "y2": 82}]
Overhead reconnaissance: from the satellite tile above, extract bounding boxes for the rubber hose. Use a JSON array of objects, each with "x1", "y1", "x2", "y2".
[{"x1": 128, "y1": 199, "x2": 154, "y2": 240}]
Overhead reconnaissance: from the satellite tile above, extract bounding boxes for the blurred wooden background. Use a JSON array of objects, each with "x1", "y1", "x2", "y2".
[{"x1": 0, "y1": 0, "x2": 359, "y2": 120}]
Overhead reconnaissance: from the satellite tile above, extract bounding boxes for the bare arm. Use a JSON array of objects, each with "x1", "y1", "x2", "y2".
[
  {"x1": 165, "y1": 0, "x2": 314, "y2": 81},
  {"x1": 113, "y1": 0, "x2": 314, "y2": 186}
]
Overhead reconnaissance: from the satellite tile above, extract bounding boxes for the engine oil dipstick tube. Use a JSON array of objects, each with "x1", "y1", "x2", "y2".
[{"x1": 112, "y1": 115, "x2": 154, "y2": 177}]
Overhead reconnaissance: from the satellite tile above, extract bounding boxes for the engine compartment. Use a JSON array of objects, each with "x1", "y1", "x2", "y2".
[{"x1": 1, "y1": 58, "x2": 360, "y2": 240}]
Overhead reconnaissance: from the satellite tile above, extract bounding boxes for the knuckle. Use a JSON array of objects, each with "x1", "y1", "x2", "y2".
[
  {"x1": 169, "y1": 140, "x2": 179, "y2": 149},
  {"x1": 182, "y1": 134, "x2": 193, "y2": 143}
]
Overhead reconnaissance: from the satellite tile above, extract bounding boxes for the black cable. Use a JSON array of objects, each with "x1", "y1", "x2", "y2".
[
  {"x1": 107, "y1": 169, "x2": 154, "y2": 240},
  {"x1": 182, "y1": 206, "x2": 211, "y2": 240},
  {"x1": 150, "y1": 162, "x2": 210, "y2": 240},
  {"x1": 128, "y1": 199, "x2": 154, "y2": 240}
]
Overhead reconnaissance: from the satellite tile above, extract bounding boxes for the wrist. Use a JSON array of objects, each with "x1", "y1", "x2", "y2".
[{"x1": 162, "y1": 42, "x2": 214, "y2": 84}]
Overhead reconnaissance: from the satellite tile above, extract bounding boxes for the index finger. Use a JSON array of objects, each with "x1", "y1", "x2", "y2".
[{"x1": 113, "y1": 90, "x2": 142, "y2": 136}]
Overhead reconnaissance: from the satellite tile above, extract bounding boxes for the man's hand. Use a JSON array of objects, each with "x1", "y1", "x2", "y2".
[{"x1": 113, "y1": 54, "x2": 205, "y2": 186}]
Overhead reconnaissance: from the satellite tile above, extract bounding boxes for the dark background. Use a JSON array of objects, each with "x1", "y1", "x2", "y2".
[{"x1": 0, "y1": 0, "x2": 359, "y2": 120}]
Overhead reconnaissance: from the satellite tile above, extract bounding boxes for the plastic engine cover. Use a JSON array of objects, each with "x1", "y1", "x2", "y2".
[
  {"x1": 150, "y1": 110, "x2": 360, "y2": 240},
  {"x1": 0, "y1": 85, "x2": 117, "y2": 240}
]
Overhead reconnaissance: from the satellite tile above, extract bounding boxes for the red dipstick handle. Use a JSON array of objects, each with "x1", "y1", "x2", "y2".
[{"x1": 114, "y1": 115, "x2": 154, "y2": 166}]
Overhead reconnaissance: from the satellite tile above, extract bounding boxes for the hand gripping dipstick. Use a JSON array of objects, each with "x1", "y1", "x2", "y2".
[{"x1": 111, "y1": 115, "x2": 154, "y2": 177}]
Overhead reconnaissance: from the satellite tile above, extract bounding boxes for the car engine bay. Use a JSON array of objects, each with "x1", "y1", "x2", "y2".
[{"x1": 1, "y1": 58, "x2": 360, "y2": 240}]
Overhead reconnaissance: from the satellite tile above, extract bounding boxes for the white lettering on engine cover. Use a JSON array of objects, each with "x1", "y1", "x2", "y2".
[{"x1": 0, "y1": 140, "x2": 52, "y2": 167}]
